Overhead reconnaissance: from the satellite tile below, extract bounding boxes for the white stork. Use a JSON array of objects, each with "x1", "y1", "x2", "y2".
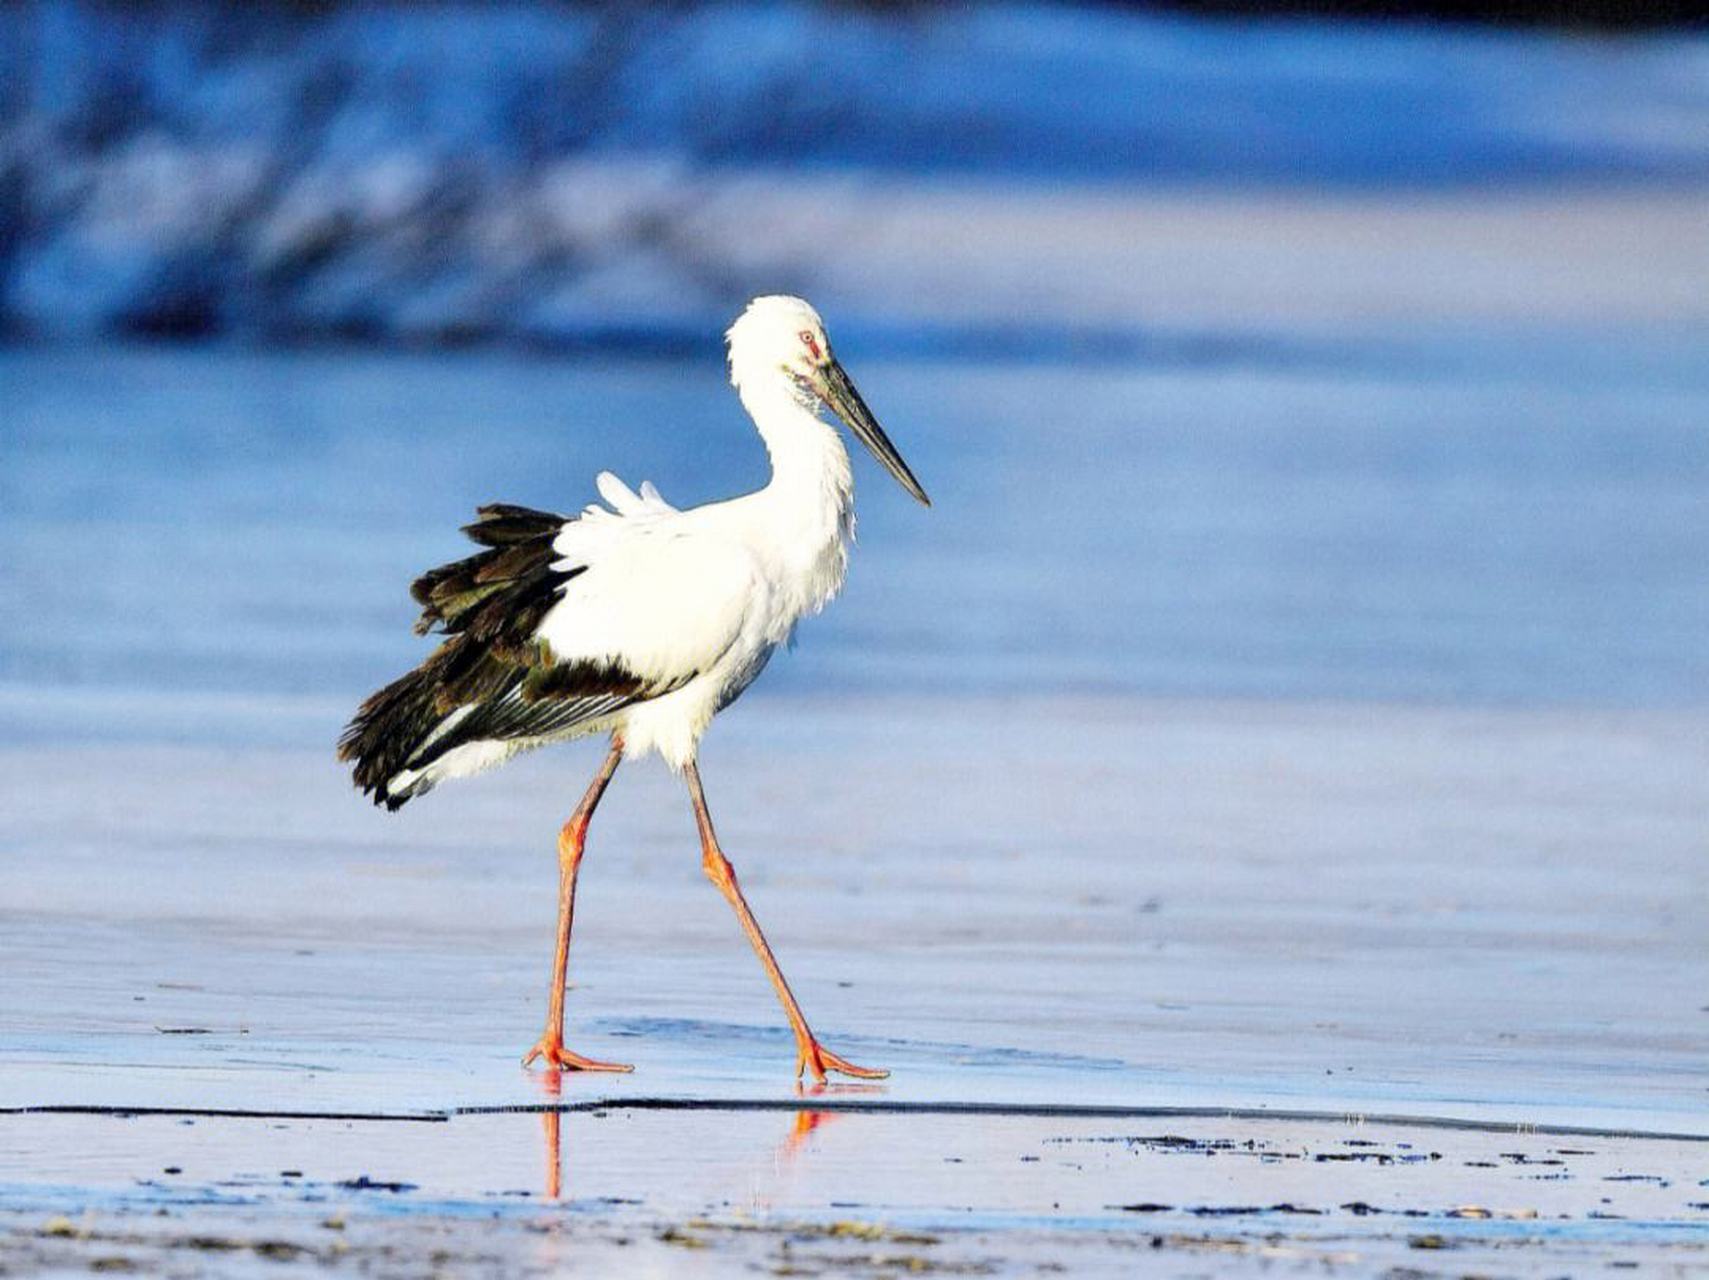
[{"x1": 339, "y1": 296, "x2": 930, "y2": 1082}]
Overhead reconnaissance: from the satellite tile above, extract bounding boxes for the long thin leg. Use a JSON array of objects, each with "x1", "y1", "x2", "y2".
[
  {"x1": 684, "y1": 758, "x2": 887, "y2": 1083},
  {"x1": 522, "y1": 738, "x2": 631, "y2": 1072}
]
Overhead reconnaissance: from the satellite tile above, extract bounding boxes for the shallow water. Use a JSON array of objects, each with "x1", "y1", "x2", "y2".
[
  {"x1": 3, "y1": 1110, "x2": 1707, "y2": 1278},
  {"x1": 4, "y1": 336, "x2": 1707, "y2": 710}
]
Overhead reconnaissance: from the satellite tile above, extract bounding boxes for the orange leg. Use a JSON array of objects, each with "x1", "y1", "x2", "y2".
[
  {"x1": 522, "y1": 739, "x2": 632, "y2": 1073},
  {"x1": 684, "y1": 759, "x2": 887, "y2": 1083}
]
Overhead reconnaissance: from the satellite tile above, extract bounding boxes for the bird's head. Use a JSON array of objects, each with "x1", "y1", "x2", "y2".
[{"x1": 727, "y1": 295, "x2": 930, "y2": 507}]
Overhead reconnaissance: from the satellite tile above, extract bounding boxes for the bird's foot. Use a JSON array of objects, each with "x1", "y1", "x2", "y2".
[
  {"x1": 521, "y1": 1035, "x2": 633, "y2": 1073},
  {"x1": 796, "y1": 1039, "x2": 888, "y2": 1083}
]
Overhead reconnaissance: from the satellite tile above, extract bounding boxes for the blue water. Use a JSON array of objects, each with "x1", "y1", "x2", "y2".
[
  {"x1": 3, "y1": 333, "x2": 1706, "y2": 721},
  {"x1": 11, "y1": 2, "x2": 1709, "y2": 188}
]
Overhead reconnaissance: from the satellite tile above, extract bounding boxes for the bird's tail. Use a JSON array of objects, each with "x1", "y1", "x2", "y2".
[
  {"x1": 342, "y1": 502, "x2": 583, "y2": 810},
  {"x1": 337, "y1": 665, "x2": 446, "y2": 810}
]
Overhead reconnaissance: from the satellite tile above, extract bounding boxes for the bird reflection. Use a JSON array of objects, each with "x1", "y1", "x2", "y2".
[
  {"x1": 775, "y1": 1081, "x2": 882, "y2": 1166},
  {"x1": 777, "y1": 1104, "x2": 837, "y2": 1167},
  {"x1": 537, "y1": 1070, "x2": 565, "y2": 1201},
  {"x1": 534, "y1": 1077, "x2": 885, "y2": 1202}
]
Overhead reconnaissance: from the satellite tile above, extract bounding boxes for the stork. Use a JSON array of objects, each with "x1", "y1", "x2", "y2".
[{"x1": 338, "y1": 296, "x2": 930, "y2": 1082}]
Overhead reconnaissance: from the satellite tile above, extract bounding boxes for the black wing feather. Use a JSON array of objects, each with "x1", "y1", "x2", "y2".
[{"x1": 338, "y1": 504, "x2": 684, "y2": 810}]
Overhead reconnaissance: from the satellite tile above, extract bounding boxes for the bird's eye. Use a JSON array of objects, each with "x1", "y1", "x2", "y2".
[{"x1": 799, "y1": 330, "x2": 822, "y2": 359}]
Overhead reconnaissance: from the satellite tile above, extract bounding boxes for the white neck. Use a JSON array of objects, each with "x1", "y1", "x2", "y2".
[{"x1": 736, "y1": 373, "x2": 855, "y2": 608}]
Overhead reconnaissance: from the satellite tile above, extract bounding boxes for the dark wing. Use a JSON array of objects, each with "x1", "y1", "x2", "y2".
[
  {"x1": 408, "y1": 504, "x2": 572, "y2": 640},
  {"x1": 338, "y1": 504, "x2": 682, "y2": 809}
]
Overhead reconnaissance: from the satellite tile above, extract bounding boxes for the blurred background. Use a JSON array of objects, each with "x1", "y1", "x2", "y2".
[{"x1": 2, "y1": 0, "x2": 1706, "y2": 725}]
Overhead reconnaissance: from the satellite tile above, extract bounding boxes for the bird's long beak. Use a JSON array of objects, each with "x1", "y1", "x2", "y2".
[{"x1": 818, "y1": 359, "x2": 931, "y2": 507}]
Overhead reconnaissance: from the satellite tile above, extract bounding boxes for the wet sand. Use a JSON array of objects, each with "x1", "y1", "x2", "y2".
[
  {"x1": 4, "y1": 1110, "x2": 1707, "y2": 1277},
  {"x1": 3, "y1": 694, "x2": 1706, "y2": 1273},
  {"x1": 5, "y1": 695, "x2": 1706, "y2": 1122}
]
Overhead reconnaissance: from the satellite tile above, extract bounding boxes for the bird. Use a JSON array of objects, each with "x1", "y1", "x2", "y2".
[{"x1": 338, "y1": 296, "x2": 930, "y2": 1083}]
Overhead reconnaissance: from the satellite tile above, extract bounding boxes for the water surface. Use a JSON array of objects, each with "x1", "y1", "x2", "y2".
[{"x1": 4, "y1": 337, "x2": 1705, "y2": 720}]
